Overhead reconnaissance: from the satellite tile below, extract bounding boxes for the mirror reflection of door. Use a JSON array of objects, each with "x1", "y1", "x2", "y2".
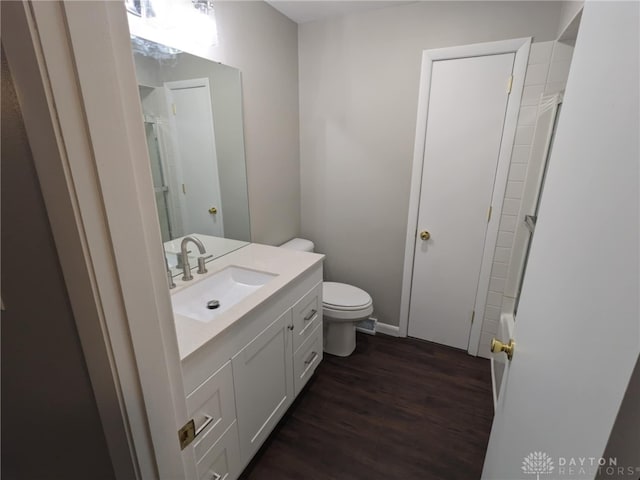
[{"x1": 165, "y1": 78, "x2": 224, "y2": 238}]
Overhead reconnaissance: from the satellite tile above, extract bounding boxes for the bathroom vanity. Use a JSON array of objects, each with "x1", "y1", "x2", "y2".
[{"x1": 171, "y1": 243, "x2": 324, "y2": 480}]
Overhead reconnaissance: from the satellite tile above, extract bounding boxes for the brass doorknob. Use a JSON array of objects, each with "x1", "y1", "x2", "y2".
[
  {"x1": 208, "y1": 207, "x2": 218, "y2": 215},
  {"x1": 420, "y1": 231, "x2": 431, "y2": 241},
  {"x1": 491, "y1": 338, "x2": 515, "y2": 360}
]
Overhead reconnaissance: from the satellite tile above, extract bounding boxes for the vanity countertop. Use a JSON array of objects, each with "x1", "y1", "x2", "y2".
[{"x1": 172, "y1": 243, "x2": 324, "y2": 360}]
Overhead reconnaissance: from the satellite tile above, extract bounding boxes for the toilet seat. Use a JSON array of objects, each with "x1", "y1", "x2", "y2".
[
  {"x1": 322, "y1": 282, "x2": 372, "y2": 310},
  {"x1": 322, "y1": 282, "x2": 373, "y2": 321}
]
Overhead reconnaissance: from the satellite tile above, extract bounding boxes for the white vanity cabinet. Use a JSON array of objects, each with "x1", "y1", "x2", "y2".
[
  {"x1": 180, "y1": 263, "x2": 323, "y2": 479},
  {"x1": 232, "y1": 310, "x2": 294, "y2": 460}
]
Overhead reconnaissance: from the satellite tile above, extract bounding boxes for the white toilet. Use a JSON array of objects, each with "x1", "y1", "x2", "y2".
[{"x1": 280, "y1": 238, "x2": 373, "y2": 357}]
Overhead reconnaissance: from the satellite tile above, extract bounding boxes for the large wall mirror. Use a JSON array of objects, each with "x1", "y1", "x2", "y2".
[{"x1": 129, "y1": 34, "x2": 251, "y2": 272}]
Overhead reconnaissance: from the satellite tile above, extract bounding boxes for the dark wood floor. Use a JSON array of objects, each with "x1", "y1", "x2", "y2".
[{"x1": 239, "y1": 333, "x2": 494, "y2": 480}]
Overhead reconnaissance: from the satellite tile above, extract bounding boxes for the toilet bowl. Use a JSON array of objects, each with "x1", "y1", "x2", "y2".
[{"x1": 280, "y1": 239, "x2": 373, "y2": 357}]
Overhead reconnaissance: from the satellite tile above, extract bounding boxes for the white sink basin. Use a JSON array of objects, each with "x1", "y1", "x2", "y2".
[{"x1": 171, "y1": 266, "x2": 277, "y2": 323}]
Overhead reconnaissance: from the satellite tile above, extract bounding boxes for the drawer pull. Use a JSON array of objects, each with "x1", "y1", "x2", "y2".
[
  {"x1": 195, "y1": 414, "x2": 214, "y2": 438},
  {"x1": 304, "y1": 309, "x2": 317, "y2": 321},
  {"x1": 304, "y1": 351, "x2": 318, "y2": 366}
]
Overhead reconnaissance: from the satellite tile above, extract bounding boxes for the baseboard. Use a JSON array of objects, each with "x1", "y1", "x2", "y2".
[{"x1": 376, "y1": 322, "x2": 400, "y2": 337}]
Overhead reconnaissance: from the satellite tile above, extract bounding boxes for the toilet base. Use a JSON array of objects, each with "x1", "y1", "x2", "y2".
[{"x1": 323, "y1": 320, "x2": 356, "y2": 357}]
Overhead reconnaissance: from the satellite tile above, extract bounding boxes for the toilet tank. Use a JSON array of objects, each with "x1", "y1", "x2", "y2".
[{"x1": 280, "y1": 238, "x2": 314, "y2": 252}]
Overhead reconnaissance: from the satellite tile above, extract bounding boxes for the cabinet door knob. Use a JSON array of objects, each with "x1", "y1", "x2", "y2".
[{"x1": 288, "y1": 325, "x2": 294, "y2": 331}]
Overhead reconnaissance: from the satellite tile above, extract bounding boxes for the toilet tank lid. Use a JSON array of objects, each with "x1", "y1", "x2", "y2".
[{"x1": 280, "y1": 238, "x2": 314, "y2": 252}]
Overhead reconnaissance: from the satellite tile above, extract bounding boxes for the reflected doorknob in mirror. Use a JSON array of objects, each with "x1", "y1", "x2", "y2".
[
  {"x1": 491, "y1": 338, "x2": 515, "y2": 360},
  {"x1": 208, "y1": 207, "x2": 218, "y2": 215},
  {"x1": 420, "y1": 230, "x2": 431, "y2": 241}
]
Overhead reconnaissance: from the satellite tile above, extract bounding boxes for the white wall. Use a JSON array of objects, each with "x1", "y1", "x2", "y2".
[
  {"x1": 213, "y1": 1, "x2": 300, "y2": 245},
  {"x1": 299, "y1": 1, "x2": 566, "y2": 328}
]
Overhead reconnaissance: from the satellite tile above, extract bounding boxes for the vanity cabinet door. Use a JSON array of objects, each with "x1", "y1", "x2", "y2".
[{"x1": 231, "y1": 309, "x2": 294, "y2": 463}]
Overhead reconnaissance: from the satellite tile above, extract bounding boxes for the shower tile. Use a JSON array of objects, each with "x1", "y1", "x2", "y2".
[
  {"x1": 502, "y1": 198, "x2": 520, "y2": 216},
  {"x1": 497, "y1": 231, "x2": 514, "y2": 248},
  {"x1": 485, "y1": 305, "x2": 501, "y2": 321},
  {"x1": 505, "y1": 181, "x2": 524, "y2": 199},
  {"x1": 509, "y1": 163, "x2": 528, "y2": 182},
  {"x1": 521, "y1": 85, "x2": 545, "y2": 106},
  {"x1": 548, "y1": 60, "x2": 572, "y2": 84},
  {"x1": 482, "y1": 318, "x2": 499, "y2": 336},
  {"x1": 487, "y1": 291, "x2": 503, "y2": 307},
  {"x1": 552, "y1": 42, "x2": 574, "y2": 62},
  {"x1": 528, "y1": 41, "x2": 554, "y2": 64},
  {"x1": 517, "y1": 106, "x2": 538, "y2": 126},
  {"x1": 489, "y1": 276, "x2": 506, "y2": 293},
  {"x1": 511, "y1": 145, "x2": 532, "y2": 164},
  {"x1": 545, "y1": 81, "x2": 567, "y2": 95},
  {"x1": 524, "y1": 63, "x2": 550, "y2": 86},
  {"x1": 493, "y1": 246, "x2": 512, "y2": 263},
  {"x1": 514, "y1": 125, "x2": 535, "y2": 145},
  {"x1": 499, "y1": 215, "x2": 517, "y2": 232}
]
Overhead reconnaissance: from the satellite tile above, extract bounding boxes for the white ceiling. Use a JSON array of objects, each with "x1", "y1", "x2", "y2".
[{"x1": 265, "y1": 1, "x2": 415, "y2": 24}]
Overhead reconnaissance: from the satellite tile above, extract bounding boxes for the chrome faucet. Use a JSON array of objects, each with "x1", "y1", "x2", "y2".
[{"x1": 180, "y1": 236, "x2": 206, "y2": 281}]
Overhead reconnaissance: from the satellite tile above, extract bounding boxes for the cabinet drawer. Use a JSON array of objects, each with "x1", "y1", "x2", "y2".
[
  {"x1": 293, "y1": 323, "x2": 323, "y2": 396},
  {"x1": 292, "y1": 283, "x2": 322, "y2": 353},
  {"x1": 187, "y1": 361, "x2": 236, "y2": 462},
  {"x1": 197, "y1": 421, "x2": 241, "y2": 480}
]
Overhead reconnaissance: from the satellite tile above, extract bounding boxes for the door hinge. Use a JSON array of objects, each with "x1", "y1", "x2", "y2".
[
  {"x1": 487, "y1": 206, "x2": 493, "y2": 223},
  {"x1": 471, "y1": 310, "x2": 475, "y2": 324},
  {"x1": 178, "y1": 419, "x2": 196, "y2": 450},
  {"x1": 506, "y1": 75, "x2": 513, "y2": 94}
]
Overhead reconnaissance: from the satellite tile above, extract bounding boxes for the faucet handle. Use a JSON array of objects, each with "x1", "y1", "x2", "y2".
[{"x1": 197, "y1": 255, "x2": 214, "y2": 274}]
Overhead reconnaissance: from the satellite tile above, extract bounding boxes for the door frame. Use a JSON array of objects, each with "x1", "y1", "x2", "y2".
[
  {"x1": 399, "y1": 38, "x2": 531, "y2": 355},
  {"x1": 3, "y1": 1, "x2": 195, "y2": 478}
]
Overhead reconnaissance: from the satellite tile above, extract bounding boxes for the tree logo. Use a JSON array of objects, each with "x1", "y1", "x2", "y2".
[{"x1": 522, "y1": 451, "x2": 555, "y2": 480}]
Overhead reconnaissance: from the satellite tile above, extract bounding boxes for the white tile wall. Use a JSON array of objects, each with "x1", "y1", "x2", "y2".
[
  {"x1": 511, "y1": 145, "x2": 531, "y2": 164},
  {"x1": 527, "y1": 41, "x2": 553, "y2": 64},
  {"x1": 478, "y1": 40, "x2": 575, "y2": 359},
  {"x1": 523, "y1": 62, "x2": 550, "y2": 85},
  {"x1": 508, "y1": 164, "x2": 528, "y2": 182}
]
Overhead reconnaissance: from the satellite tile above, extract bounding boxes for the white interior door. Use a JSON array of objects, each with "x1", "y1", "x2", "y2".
[
  {"x1": 482, "y1": 3, "x2": 639, "y2": 478},
  {"x1": 167, "y1": 79, "x2": 224, "y2": 237},
  {"x1": 408, "y1": 53, "x2": 514, "y2": 350}
]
